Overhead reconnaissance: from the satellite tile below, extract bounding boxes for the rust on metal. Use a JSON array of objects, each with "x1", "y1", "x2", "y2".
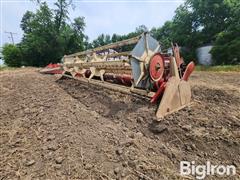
[{"x1": 41, "y1": 32, "x2": 195, "y2": 120}]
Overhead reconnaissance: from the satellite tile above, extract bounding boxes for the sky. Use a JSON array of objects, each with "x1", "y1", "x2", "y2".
[{"x1": 0, "y1": 0, "x2": 184, "y2": 48}]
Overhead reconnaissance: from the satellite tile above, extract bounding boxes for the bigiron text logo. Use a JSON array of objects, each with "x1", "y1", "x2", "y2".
[{"x1": 180, "y1": 161, "x2": 236, "y2": 179}]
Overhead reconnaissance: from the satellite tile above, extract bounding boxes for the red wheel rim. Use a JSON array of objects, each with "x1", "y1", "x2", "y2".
[{"x1": 149, "y1": 53, "x2": 164, "y2": 81}]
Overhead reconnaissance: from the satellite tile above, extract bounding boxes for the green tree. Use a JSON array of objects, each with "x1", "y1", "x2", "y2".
[
  {"x1": 186, "y1": 0, "x2": 231, "y2": 44},
  {"x1": 151, "y1": 21, "x2": 174, "y2": 50},
  {"x1": 91, "y1": 34, "x2": 111, "y2": 48},
  {"x1": 135, "y1": 25, "x2": 148, "y2": 34},
  {"x1": 65, "y1": 17, "x2": 86, "y2": 53},
  {"x1": 20, "y1": 2, "x2": 57, "y2": 66},
  {"x1": 90, "y1": 25, "x2": 148, "y2": 51},
  {"x1": 2, "y1": 44, "x2": 22, "y2": 67},
  {"x1": 150, "y1": 0, "x2": 236, "y2": 64},
  {"x1": 211, "y1": 0, "x2": 240, "y2": 64},
  {"x1": 19, "y1": 1, "x2": 86, "y2": 66},
  {"x1": 111, "y1": 33, "x2": 122, "y2": 43},
  {"x1": 54, "y1": 0, "x2": 71, "y2": 33}
]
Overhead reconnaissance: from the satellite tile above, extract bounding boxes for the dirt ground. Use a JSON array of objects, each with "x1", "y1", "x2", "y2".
[{"x1": 0, "y1": 68, "x2": 239, "y2": 180}]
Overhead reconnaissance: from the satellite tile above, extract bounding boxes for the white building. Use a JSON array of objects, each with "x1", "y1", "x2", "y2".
[{"x1": 196, "y1": 45, "x2": 213, "y2": 65}]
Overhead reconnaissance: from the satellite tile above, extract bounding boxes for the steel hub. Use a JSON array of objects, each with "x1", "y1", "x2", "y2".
[{"x1": 149, "y1": 53, "x2": 164, "y2": 82}]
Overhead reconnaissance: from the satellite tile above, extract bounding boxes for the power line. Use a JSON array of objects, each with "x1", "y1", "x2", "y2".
[{"x1": 4, "y1": 31, "x2": 17, "y2": 44}]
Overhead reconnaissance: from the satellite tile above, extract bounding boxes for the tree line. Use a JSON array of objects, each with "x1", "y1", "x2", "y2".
[{"x1": 2, "y1": 0, "x2": 240, "y2": 67}]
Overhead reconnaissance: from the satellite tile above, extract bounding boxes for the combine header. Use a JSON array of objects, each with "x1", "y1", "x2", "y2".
[{"x1": 42, "y1": 32, "x2": 195, "y2": 119}]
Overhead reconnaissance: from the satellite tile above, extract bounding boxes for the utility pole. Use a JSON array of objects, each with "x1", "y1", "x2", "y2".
[
  {"x1": 0, "y1": 47, "x2": 3, "y2": 60},
  {"x1": 4, "y1": 31, "x2": 17, "y2": 44}
]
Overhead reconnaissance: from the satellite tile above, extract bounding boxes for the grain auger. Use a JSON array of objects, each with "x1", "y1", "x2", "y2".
[{"x1": 41, "y1": 32, "x2": 195, "y2": 119}]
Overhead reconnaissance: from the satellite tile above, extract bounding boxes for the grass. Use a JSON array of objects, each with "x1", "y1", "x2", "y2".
[
  {"x1": 195, "y1": 65, "x2": 240, "y2": 72},
  {"x1": 0, "y1": 65, "x2": 17, "y2": 71},
  {"x1": 1, "y1": 64, "x2": 240, "y2": 72}
]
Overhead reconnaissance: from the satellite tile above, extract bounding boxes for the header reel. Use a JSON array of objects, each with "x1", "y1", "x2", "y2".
[{"x1": 42, "y1": 32, "x2": 195, "y2": 120}]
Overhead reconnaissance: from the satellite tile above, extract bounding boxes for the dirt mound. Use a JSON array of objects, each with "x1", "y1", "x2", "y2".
[{"x1": 0, "y1": 69, "x2": 239, "y2": 179}]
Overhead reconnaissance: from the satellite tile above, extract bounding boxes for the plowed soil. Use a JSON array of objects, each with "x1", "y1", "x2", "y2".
[{"x1": 0, "y1": 68, "x2": 239, "y2": 180}]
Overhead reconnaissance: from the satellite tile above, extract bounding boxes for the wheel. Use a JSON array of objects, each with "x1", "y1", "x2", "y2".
[{"x1": 149, "y1": 53, "x2": 164, "y2": 82}]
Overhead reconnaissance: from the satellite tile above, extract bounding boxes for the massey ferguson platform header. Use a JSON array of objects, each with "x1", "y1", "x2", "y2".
[{"x1": 41, "y1": 32, "x2": 195, "y2": 119}]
